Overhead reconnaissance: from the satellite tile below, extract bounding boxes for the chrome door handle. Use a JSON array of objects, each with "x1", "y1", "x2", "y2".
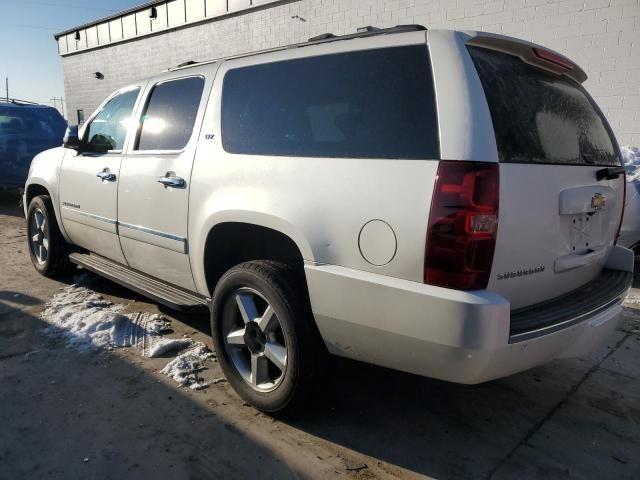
[
  {"x1": 96, "y1": 169, "x2": 116, "y2": 182},
  {"x1": 158, "y1": 172, "x2": 185, "y2": 188}
]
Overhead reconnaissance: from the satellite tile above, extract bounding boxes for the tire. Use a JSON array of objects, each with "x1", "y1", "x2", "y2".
[
  {"x1": 211, "y1": 260, "x2": 325, "y2": 414},
  {"x1": 26, "y1": 195, "x2": 74, "y2": 278}
]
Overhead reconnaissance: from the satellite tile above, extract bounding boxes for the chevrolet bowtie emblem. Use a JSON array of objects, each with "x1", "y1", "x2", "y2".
[{"x1": 591, "y1": 193, "x2": 606, "y2": 210}]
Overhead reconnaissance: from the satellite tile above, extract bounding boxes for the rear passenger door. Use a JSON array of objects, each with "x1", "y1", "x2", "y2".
[{"x1": 117, "y1": 75, "x2": 207, "y2": 290}]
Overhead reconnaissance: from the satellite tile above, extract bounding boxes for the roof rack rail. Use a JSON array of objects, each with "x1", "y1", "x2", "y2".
[
  {"x1": 0, "y1": 97, "x2": 40, "y2": 106},
  {"x1": 307, "y1": 24, "x2": 426, "y2": 43},
  {"x1": 356, "y1": 26, "x2": 380, "y2": 33},
  {"x1": 167, "y1": 24, "x2": 427, "y2": 72},
  {"x1": 177, "y1": 60, "x2": 198, "y2": 68},
  {"x1": 308, "y1": 32, "x2": 338, "y2": 42}
]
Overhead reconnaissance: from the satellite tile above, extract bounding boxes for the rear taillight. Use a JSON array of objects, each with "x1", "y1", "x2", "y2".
[
  {"x1": 615, "y1": 172, "x2": 627, "y2": 245},
  {"x1": 424, "y1": 161, "x2": 499, "y2": 290}
]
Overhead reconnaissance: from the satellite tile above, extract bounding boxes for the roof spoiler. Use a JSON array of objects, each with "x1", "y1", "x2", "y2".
[{"x1": 464, "y1": 31, "x2": 587, "y2": 84}]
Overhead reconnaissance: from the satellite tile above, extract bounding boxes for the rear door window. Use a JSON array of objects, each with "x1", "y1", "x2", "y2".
[
  {"x1": 135, "y1": 76, "x2": 204, "y2": 151},
  {"x1": 468, "y1": 46, "x2": 620, "y2": 166},
  {"x1": 221, "y1": 46, "x2": 439, "y2": 159}
]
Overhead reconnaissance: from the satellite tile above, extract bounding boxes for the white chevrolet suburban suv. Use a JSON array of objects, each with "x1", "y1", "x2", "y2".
[{"x1": 24, "y1": 26, "x2": 634, "y2": 413}]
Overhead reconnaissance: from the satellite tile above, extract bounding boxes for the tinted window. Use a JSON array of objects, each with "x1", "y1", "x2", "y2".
[
  {"x1": 468, "y1": 46, "x2": 619, "y2": 166},
  {"x1": 222, "y1": 46, "x2": 439, "y2": 159},
  {"x1": 33, "y1": 107, "x2": 67, "y2": 135},
  {"x1": 85, "y1": 88, "x2": 139, "y2": 152},
  {"x1": 0, "y1": 106, "x2": 67, "y2": 185},
  {"x1": 0, "y1": 106, "x2": 66, "y2": 138},
  {"x1": 136, "y1": 76, "x2": 204, "y2": 151}
]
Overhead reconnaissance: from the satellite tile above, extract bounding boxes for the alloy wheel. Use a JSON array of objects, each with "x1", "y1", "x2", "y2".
[
  {"x1": 29, "y1": 208, "x2": 49, "y2": 264},
  {"x1": 222, "y1": 288, "x2": 288, "y2": 392}
]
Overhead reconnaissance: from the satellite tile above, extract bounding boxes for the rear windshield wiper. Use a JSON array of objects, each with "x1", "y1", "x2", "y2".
[{"x1": 596, "y1": 166, "x2": 626, "y2": 181}]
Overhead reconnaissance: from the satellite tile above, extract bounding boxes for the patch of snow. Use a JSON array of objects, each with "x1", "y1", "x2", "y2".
[
  {"x1": 42, "y1": 283, "x2": 171, "y2": 353},
  {"x1": 624, "y1": 291, "x2": 640, "y2": 306},
  {"x1": 42, "y1": 278, "x2": 217, "y2": 390},
  {"x1": 42, "y1": 283, "x2": 126, "y2": 352},
  {"x1": 111, "y1": 312, "x2": 172, "y2": 351},
  {"x1": 621, "y1": 146, "x2": 640, "y2": 182},
  {"x1": 146, "y1": 317, "x2": 172, "y2": 335},
  {"x1": 145, "y1": 337, "x2": 193, "y2": 358},
  {"x1": 160, "y1": 343, "x2": 215, "y2": 389}
]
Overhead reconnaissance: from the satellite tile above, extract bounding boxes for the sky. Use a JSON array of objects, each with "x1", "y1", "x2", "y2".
[{"x1": 0, "y1": 0, "x2": 142, "y2": 115}]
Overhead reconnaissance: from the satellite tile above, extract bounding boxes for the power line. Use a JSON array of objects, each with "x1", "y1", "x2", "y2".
[
  {"x1": 0, "y1": 22, "x2": 60, "y2": 30},
  {"x1": 0, "y1": 0, "x2": 117, "y2": 12}
]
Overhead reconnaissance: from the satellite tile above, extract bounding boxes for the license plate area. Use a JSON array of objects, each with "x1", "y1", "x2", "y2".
[{"x1": 568, "y1": 213, "x2": 603, "y2": 252}]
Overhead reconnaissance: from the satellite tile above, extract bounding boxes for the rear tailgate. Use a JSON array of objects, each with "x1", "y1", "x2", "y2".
[{"x1": 466, "y1": 37, "x2": 626, "y2": 310}]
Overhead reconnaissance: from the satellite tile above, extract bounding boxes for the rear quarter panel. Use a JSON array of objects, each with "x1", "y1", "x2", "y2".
[
  {"x1": 427, "y1": 30, "x2": 498, "y2": 162},
  {"x1": 188, "y1": 33, "x2": 440, "y2": 297}
]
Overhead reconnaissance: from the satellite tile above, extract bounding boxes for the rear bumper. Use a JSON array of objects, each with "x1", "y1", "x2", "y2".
[
  {"x1": 509, "y1": 267, "x2": 632, "y2": 342},
  {"x1": 618, "y1": 227, "x2": 640, "y2": 252},
  {"x1": 305, "y1": 247, "x2": 633, "y2": 384}
]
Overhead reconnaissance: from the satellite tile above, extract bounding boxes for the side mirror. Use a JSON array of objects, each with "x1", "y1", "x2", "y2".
[{"x1": 63, "y1": 125, "x2": 82, "y2": 151}]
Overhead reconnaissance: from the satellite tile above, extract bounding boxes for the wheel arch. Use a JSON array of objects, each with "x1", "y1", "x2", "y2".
[
  {"x1": 200, "y1": 218, "x2": 313, "y2": 297},
  {"x1": 24, "y1": 180, "x2": 71, "y2": 243},
  {"x1": 203, "y1": 222, "x2": 306, "y2": 292},
  {"x1": 25, "y1": 182, "x2": 50, "y2": 207}
]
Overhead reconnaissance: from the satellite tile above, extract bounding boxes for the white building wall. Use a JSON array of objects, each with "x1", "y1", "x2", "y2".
[{"x1": 59, "y1": 0, "x2": 640, "y2": 144}]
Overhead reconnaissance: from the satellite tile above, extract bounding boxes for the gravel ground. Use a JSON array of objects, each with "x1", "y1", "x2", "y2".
[{"x1": 1, "y1": 191, "x2": 639, "y2": 480}]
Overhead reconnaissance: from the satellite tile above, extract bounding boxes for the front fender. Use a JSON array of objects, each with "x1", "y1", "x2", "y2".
[{"x1": 24, "y1": 147, "x2": 71, "y2": 242}]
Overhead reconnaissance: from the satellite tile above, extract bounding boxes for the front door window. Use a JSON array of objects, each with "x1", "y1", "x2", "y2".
[{"x1": 84, "y1": 87, "x2": 139, "y2": 153}]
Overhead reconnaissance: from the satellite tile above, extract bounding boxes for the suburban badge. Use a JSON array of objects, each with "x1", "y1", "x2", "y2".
[{"x1": 497, "y1": 265, "x2": 545, "y2": 280}]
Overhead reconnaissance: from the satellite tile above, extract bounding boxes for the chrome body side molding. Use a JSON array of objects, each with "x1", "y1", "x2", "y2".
[{"x1": 61, "y1": 207, "x2": 188, "y2": 254}]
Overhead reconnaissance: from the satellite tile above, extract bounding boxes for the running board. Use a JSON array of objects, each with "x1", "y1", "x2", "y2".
[{"x1": 69, "y1": 252, "x2": 209, "y2": 310}]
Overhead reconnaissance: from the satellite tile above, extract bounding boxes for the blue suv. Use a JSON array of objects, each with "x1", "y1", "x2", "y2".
[{"x1": 0, "y1": 100, "x2": 67, "y2": 190}]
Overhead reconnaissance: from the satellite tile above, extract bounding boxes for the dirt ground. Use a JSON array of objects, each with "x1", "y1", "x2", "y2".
[{"x1": 1, "y1": 191, "x2": 639, "y2": 480}]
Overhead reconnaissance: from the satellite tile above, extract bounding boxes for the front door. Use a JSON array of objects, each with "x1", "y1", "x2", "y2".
[
  {"x1": 59, "y1": 86, "x2": 141, "y2": 263},
  {"x1": 117, "y1": 75, "x2": 207, "y2": 290}
]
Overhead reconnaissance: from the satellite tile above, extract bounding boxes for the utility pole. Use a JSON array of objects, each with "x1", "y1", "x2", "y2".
[
  {"x1": 50, "y1": 96, "x2": 66, "y2": 117},
  {"x1": 5, "y1": 77, "x2": 8, "y2": 102}
]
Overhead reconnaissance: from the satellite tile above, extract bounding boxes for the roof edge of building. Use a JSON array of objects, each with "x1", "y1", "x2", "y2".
[{"x1": 54, "y1": 0, "x2": 166, "y2": 40}]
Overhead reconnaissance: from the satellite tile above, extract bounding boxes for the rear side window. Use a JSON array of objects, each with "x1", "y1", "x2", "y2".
[
  {"x1": 0, "y1": 107, "x2": 65, "y2": 137},
  {"x1": 136, "y1": 76, "x2": 204, "y2": 151},
  {"x1": 468, "y1": 46, "x2": 620, "y2": 166},
  {"x1": 221, "y1": 46, "x2": 439, "y2": 159},
  {"x1": 35, "y1": 108, "x2": 67, "y2": 136}
]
